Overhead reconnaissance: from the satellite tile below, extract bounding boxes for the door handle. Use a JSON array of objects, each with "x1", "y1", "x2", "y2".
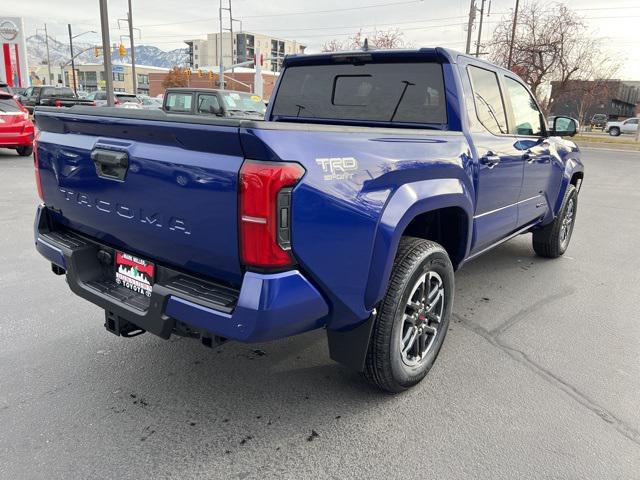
[
  {"x1": 481, "y1": 151, "x2": 500, "y2": 168},
  {"x1": 524, "y1": 146, "x2": 551, "y2": 163},
  {"x1": 524, "y1": 150, "x2": 536, "y2": 163}
]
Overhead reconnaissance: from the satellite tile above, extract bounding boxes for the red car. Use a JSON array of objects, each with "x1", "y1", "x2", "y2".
[{"x1": 0, "y1": 91, "x2": 34, "y2": 156}]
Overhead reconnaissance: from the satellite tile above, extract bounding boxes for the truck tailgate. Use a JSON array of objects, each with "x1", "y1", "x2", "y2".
[{"x1": 35, "y1": 109, "x2": 244, "y2": 285}]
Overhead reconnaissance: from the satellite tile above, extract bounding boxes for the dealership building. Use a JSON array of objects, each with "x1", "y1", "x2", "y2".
[{"x1": 0, "y1": 16, "x2": 29, "y2": 88}]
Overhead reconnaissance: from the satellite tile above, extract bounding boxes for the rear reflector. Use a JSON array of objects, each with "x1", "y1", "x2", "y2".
[
  {"x1": 33, "y1": 131, "x2": 43, "y2": 201},
  {"x1": 239, "y1": 160, "x2": 304, "y2": 268}
]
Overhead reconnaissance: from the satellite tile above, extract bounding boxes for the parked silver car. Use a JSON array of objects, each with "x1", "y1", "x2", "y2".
[{"x1": 605, "y1": 117, "x2": 639, "y2": 136}]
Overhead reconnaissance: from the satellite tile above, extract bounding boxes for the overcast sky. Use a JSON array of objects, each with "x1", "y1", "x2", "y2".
[{"x1": 5, "y1": 0, "x2": 640, "y2": 78}]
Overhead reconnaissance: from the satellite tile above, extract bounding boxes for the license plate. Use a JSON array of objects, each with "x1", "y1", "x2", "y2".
[{"x1": 115, "y1": 251, "x2": 154, "y2": 297}]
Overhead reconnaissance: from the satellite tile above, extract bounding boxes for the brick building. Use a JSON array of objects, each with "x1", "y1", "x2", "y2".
[{"x1": 149, "y1": 68, "x2": 279, "y2": 99}]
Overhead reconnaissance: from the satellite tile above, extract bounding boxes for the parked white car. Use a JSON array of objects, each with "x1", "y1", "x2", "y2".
[
  {"x1": 605, "y1": 117, "x2": 639, "y2": 136},
  {"x1": 85, "y1": 91, "x2": 141, "y2": 108}
]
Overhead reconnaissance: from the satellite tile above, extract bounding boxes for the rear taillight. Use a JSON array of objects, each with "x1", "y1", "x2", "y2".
[
  {"x1": 33, "y1": 130, "x2": 44, "y2": 201},
  {"x1": 239, "y1": 160, "x2": 305, "y2": 268},
  {"x1": 91, "y1": 101, "x2": 96, "y2": 107},
  {"x1": 54, "y1": 100, "x2": 62, "y2": 107}
]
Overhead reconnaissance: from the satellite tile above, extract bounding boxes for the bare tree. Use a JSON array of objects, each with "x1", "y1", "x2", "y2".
[
  {"x1": 322, "y1": 28, "x2": 407, "y2": 52},
  {"x1": 487, "y1": 1, "x2": 617, "y2": 99}
]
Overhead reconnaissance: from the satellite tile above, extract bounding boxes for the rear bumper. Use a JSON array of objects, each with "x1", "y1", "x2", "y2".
[
  {"x1": 34, "y1": 205, "x2": 328, "y2": 343},
  {"x1": 0, "y1": 130, "x2": 33, "y2": 147}
]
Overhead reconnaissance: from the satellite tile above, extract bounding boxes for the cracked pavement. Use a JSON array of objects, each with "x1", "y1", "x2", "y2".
[{"x1": 0, "y1": 147, "x2": 639, "y2": 479}]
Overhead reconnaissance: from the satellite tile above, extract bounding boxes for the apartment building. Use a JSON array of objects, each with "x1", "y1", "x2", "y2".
[
  {"x1": 185, "y1": 31, "x2": 305, "y2": 72},
  {"x1": 59, "y1": 63, "x2": 169, "y2": 94}
]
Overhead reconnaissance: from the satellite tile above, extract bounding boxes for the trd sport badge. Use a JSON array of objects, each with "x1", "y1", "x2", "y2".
[{"x1": 315, "y1": 157, "x2": 358, "y2": 181}]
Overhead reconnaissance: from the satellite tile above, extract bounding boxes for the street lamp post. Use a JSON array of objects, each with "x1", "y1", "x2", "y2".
[
  {"x1": 68, "y1": 25, "x2": 77, "y2": 94},
  {"x1": 67, "y1": 26, "x2": 97, "y2": 95}
]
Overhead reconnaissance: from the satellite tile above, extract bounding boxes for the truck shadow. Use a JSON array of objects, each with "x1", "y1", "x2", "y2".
[{"x1": 15, "y1": 231, "x2": 562, "y2": 464}]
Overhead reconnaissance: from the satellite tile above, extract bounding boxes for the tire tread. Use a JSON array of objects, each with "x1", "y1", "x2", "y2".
[{"x1": 363, "y1": 236, "x2": 450, "y2": 393}]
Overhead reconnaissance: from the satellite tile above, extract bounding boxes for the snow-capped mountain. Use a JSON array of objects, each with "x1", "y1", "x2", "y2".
[{"x1": 27, "y1": 34, "x2": 188, "y2": 68}]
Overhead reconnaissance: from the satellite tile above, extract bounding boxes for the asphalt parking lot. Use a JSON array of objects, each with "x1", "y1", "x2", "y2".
[{"x1": 1, "y1": 146, "x2": 639, "y2": 479}]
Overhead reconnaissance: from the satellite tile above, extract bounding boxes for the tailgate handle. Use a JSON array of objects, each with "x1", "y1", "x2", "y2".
[{"x1": 91, "y1": 149, "x2": 129, "y2": 181}]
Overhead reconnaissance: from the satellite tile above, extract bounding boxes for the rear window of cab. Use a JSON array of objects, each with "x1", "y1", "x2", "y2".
[{"x1": 271, "y1": 62, "x2": 446, "y2": 126}]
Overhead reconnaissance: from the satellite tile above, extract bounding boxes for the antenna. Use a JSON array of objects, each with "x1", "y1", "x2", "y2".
[{"x1": 363, "y1": 38, "x2": 369, "y2": 51}]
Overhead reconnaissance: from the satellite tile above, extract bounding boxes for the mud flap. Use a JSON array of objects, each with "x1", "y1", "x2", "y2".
[{"x1": 326, "y1": 310, "x2": 376, "y2": 372}]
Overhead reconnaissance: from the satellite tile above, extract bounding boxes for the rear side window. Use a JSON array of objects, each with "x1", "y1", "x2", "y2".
[
  {"x1": 165, "y1": 92, "x2": 192, "y2": 112},
  {"x1": 468, "y1": 66, "x2": 508, "y2": 135},
  {"x1": 0, "y1": 97, "x2": 20, "y2": 112},
  {"x1": 271, "y1": 62, "x2": 446, "y2": 125},
  {"x1": 41, "y1": 87, "x2": 75, "y2": 98}
]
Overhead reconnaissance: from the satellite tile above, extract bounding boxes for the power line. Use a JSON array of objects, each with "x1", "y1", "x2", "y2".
[
  {"x1": 139, "y1": 12, "x2": 640, "y2": 42},
  {"x1": 139, "y1": 0, "x2": 424, "y2": 27},
  {"x1": 139, "y1": 17, "x2": 469, "y2": 39},
  {"x1": 141, "y1": 22, "x2": 468, "y2": 41}
]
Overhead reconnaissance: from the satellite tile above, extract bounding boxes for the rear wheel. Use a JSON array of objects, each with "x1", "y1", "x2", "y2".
[
  {"x1": 363, "y1": 237, "x2": 454, "y2": 393},
  {"x1": 609, "y1": 127, "x2": 620, "y2": 136},
  {"x1": 16, "y1": 146, "x2": 33, "y2": 156},
  {"x1": 532, "y1": 184, "x2": 578, "y2": 258}
]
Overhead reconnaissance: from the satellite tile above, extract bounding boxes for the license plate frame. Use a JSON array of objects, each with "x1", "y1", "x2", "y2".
[{"x1": 114, "y1": 251, "x2": 155, "y2": 298}]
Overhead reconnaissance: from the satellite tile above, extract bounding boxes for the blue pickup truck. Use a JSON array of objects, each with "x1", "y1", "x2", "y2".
[{"x1": 33, "y1": 48, "x2": 583, "y2": 392}]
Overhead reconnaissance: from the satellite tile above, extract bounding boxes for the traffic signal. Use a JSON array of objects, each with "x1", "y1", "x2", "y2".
[
  {"x1": 94, "y1": 47, "x2": 101, "y2": 58},
  {"x1": 184, "y1": 69, "x2": 191, "y2": 77},
  {"x1": 197, "y1": 69, "x2": 203, "y2": 78},
  {"x1": 208, "y1": 71, "x2": 214, "y2": 80},
  {"x1": 118, "y1": 43, "x2": 126, "y2": 57}
]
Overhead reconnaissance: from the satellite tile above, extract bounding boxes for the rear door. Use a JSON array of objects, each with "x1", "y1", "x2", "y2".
[
  {"x1": 464, "y1": 62, "x2": 525, "y2": 254},
  {"x1": 164, "y1": 91, "x2": 194, "y2": 114},
  {"x1": 501, "y1": 75, "x2": 553, "y2": 226},
  {"x1": 622, "y1": 118, "x2": 638, "y2": 134}
]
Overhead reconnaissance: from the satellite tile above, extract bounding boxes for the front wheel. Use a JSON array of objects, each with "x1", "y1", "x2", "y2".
[
  {"x1": 609, "y1": 127, "x2": 620, "y2": 136},
  {"x1": 532, "y1": 185, "x2": 578, "y2": 258},
  {"x1": 363, "y1": 237, "x2": 454, "y2": 393},
  {"x1": 16, "y1": 146, "x2": 33, "y2": 156}
]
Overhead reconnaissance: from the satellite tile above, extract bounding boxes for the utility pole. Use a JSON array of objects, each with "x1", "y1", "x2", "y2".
[
  {"x1": 99, "y1": 0, "x2": 115, "y2": 106},
  {"x1": 507, "y1": 0, "x2": 520, "y2": 70},
  {"x1": 228, "y1": 0, "x2": 234, "y2": 73},
  {"x1": 254, "y1": 47, "x2": 262, "y2": 98},
  {"x1": 219, "y1": 0, "x2": 224, "y2": 89},
  {"x1": 465, "y1": 0, "x2": 476, "y2": 55},
  {"x1": 68, "y1": 24, "x2": 77, "y2": 94},
  {"x1": 127, "y1": 0, "x2": 137, "y2": 94},
  {"x1": 475, "y1": 0, "x2": 486, "y2": 57},
  {"x1": 43, "y1": 25, "x2": 52, "y2": 84}
]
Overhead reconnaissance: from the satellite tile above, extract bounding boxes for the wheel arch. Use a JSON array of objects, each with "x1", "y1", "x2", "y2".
[
  {"x1": 364, "y1": 178, "x2": 473, "y2": 311},
  {"x1": 552, "y1": 154, "x2": 584, "y2": 215}
]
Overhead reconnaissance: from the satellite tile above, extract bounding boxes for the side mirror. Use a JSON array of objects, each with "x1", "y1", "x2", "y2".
[
  {"x1": 552, "y1": 116, "x2": 577, "y2": 137},
  {"x1": 208, "y1": 105, "x2": 223, "y2": 116}
]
